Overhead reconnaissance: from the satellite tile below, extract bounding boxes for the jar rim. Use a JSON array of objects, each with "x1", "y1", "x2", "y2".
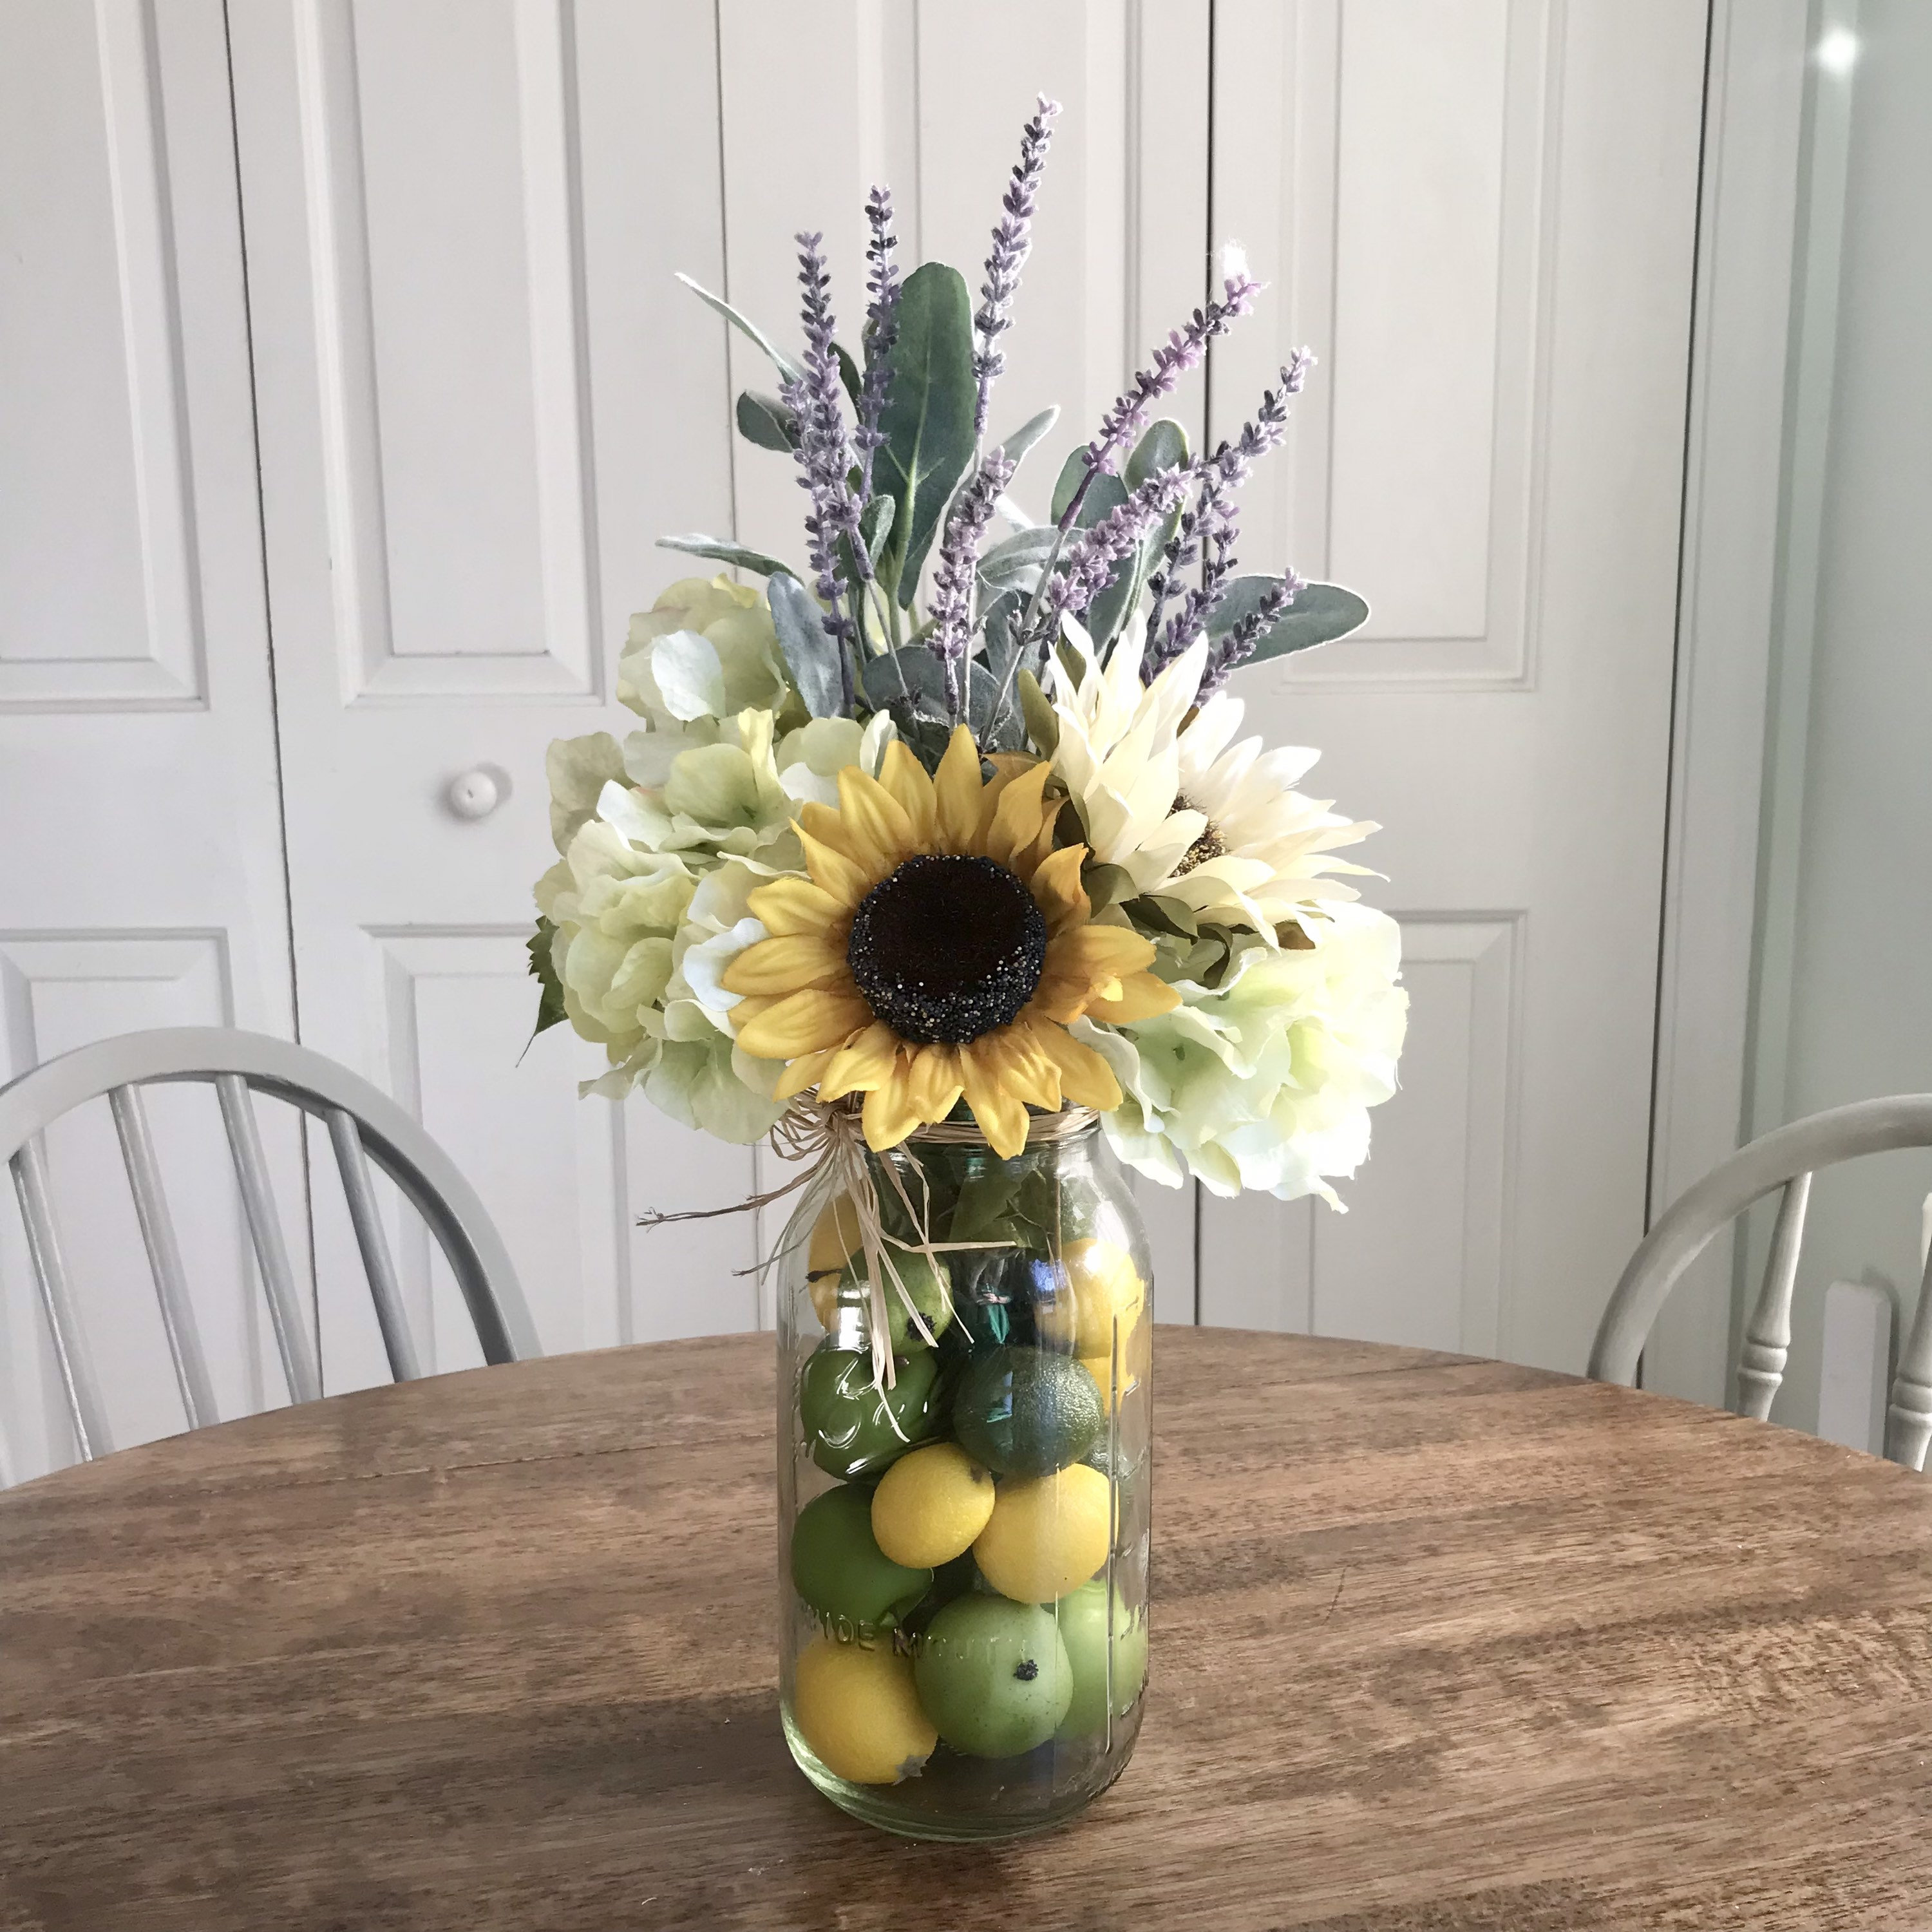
[{"x1": 902, "y1": 1105, "x2": 1099, "y2": 1148}]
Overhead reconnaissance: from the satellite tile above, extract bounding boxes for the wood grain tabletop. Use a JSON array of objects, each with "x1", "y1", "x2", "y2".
[{"x1": 4, "y1": 1327, "x2": 1932, "y2": 1931}]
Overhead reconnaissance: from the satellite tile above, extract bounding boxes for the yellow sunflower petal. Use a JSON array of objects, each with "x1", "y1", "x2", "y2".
[
  {"x1": 983, "y1": 761, "x2": 1054, "y2": 869},
  {"x1": 1021, "y1": 1016, "x2": 1123, "y2": 1110},
  {"x1": 1028, "y1": 844, "x2": 1092, "y2": 933},
  {"x1": 720, "y1": 935, "x2": 850, "y2": 997},
  {"x1": 797, "y1": 802, "x2": 896, "y2": 888},
  {"x1": 747, "y1": 875, "x2": 848, "y2": 937},
  {"x1": 817, "y1": 1023, "x2": 904, "y2": 1101},
  {"x1": 862, "y1": 1078, "x2": 926, "y2": 1151},
  {"x1": 1086, "y1": 971, "x2": 1183, "y2": 1023},
  {"x1": 773, "y1": 1048, "x2": 838, "y2": 1101},
  {"x1": 797, "y1": 827, "x2": 873, "y2": 907},
  {"x1": 1047, "y1": 923, "x2": 1159, "y2": 978},
  {"x1": 877, "y1": 741, "x2": 938, "y2": 846},
  {"x1": 905, "y1": 1044, "x2": 965, "y2": 1121},
  {"x1": 960, "y1": 1046, "x2": 1030, "y2": 1157},
  {"x1": 837, "y1": 766, "x2": 917, "y2": 874},
  {"x1": 934, "y1": 726, "x2": 984, "y2": 854},
  {"x1": 734, "y1": 989, "x2": 871, "y2": 1060}
]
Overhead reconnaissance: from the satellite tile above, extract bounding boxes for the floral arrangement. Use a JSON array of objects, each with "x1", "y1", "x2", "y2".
[{"x1": 531, "y1": 96, "x2": 1407, "y2": 1206}]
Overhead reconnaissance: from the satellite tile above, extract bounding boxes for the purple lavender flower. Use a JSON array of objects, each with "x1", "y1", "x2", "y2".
[
  {"x1": 783, "y1": 232, "x2": 868, "y2": 664},
  {"x1": 927, "y1": 450, "x2": 1018, "y2": 715},
  {"x1": 1042, "y1": 467, "x2": 1191, "y2": 631},
  {"x1": 973, "y1": 97, "x2": 1061, "y2": 438},
  {"x1": 855, "y1": 187, "x2": 902, "y2": 501},
  {"x1": 1059, "y1": 270, "x2": 1261, "y2": 531},
  {"x1": 1145, "y1": 351, "x2": 1312, "y2": 676},
  {"x1": 1199, "y1": 564, "x2": 1308, "y2": 695}
]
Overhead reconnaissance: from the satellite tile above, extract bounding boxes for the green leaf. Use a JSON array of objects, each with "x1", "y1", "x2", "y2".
[
  {"x1": 994, "y1": 405, "x2": 1060, "y2": 469},
  {"x1": 976, "y1": 526, "x2": 1058, "y2": 589},
  {"x1": 859, "y1": 646, "x2": 947, "y2": 717},
  {"x1": 1018, "y1": 668, "x2": 1058, "y2": 758},
  {"x1": 860, "y1": 493, "x2": 895, "y2": 565},
  {"x1": 735, "y1": 391, "x2": 797, "y2": 451},
  {"x1": 1124, "y1": 894, "x2": 1199, "y2": 941},
  {"x1": 950, "y1": 1168, "x2": 1019, "y2": 1244},
  {"x1": 1050, "y1": 449, "x2": 1132, "y2": 531},
  {"x1": 1081, "y1": 861, "x2": 1136, "y2": 909},
  {"x1": 876, "y1": 263, "x2": 977, "y2": 607},
  {"x1": 658, "y1": 533, "x2": 797, "y2": 579},
  {"x1": 768, "y1": 573, "x2": 845, "y2": 717},
  {"x1": 527, "y1": 921, "x2": 567, "y2": 1036},
  {"x1": 1208, "y1": 576, "x2": 1371, "y2": 665},
  {"x1": 676, "y1": 273, "x2": 801, "y2": 384},
  {"x1": 1126, "y1": 417, "x2": 1191, "y2": 489},
  {"x1": 833, "y1": 341, "x2": 862, "y2": 407}
]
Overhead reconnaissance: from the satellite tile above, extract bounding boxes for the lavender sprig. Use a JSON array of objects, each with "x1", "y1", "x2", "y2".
[
  {"x1": 927, "y1": 450, "x2": 1018, "y2": 716},
  {"x1": 1041, "y1": 467, "x2": 1191, "y2": 632},
  {"x1": 782, "y1": 232, "x2": 867, "y2": 672},
  {"x1": 1060, "y1": 270, "x2": 1260, "y2": 531},
  {"x1": 855, "y1": 188, "x2": 903, "y2": 501},
  {"x1": 1146, "y1": 350, "x2": 1312, "y2": 674},
  {"x1": 973, "y1": 96, "x2": 1060, "y2": 439},
  {"x1": 1200, "y1": 564, "x2": 1308, "y2": 696}
]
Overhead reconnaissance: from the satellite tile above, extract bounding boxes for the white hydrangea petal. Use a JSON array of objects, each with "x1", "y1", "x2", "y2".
[{"x1": 649, "y1": 629, "x2": 730, "y2": 722}]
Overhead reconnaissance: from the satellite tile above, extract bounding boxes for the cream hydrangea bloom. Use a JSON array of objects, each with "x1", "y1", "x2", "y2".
[
  {"x1": 1075, "y1": 901, "x2": 1408, "y2": 1204},
  {"x1": 1048, "y1": 612, "x2": 1376, "y2": 941},
  {"x1": 618, "y1": 575, "x2": 796, "y2": 742},
  {"x1": 537, "y1": 714, "x2": 800, "y2": 1134}
]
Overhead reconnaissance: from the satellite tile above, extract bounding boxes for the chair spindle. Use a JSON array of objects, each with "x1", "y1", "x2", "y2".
[
  {"x1": 326, "y1": 1106, "x2": 422, "y2": 1382},
  {"x1": 216, "y1": 1075, "x2": 322, "y2": 1405},
  {"x1": 9, "y1": 1137, "x2": 111, "y2": 1461},
  {"x1": 1884, "y1": 1227, "x2": 1932, "y2": 1472},
  {"x1": 109, "y1": 1084, "x2": 218, "y2": 1431},
  {"x1": 1738, "y1": 1171, "x2": 1811, "y2": 1421}
]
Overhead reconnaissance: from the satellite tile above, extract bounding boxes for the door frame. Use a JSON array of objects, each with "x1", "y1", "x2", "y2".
[{"x1": 1645, "y1": 0, "x2": 1835, "y2": 1403}]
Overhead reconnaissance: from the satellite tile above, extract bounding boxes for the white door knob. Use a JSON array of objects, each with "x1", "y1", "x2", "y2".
[{"x1": 446, "y1": 769, "x2": 502, "y2": 820}]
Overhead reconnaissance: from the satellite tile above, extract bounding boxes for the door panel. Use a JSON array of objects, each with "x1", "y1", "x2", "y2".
[
  {"x1": 1207, "y1": 0, "x2": 1705, "y2": 1370},
  {"x1": 0, "y1": 0, "x2": 299, "y2": 1480}
]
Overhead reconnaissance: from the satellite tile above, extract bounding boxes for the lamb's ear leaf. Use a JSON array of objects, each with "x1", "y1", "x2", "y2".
[
  {"x1": 676, "y1": 272, "x2": 802, "y2": 383},
  {"x1": 657, "y1": 534, "x2": 797, "y2": 580},
  {"x1": 1208, "y1": 576, "x2": 1371, "y2": 665},
  {"x1": 735, "y1": 392, "x2": 798, "y2": 452},
  {"x1": 767, "y1": 573, "x2": 846, "y2": 717}
]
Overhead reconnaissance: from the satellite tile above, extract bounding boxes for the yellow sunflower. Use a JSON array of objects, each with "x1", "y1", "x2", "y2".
[{"x1": 723, "y1": 726, "x2": 1179, "y2": 1155}]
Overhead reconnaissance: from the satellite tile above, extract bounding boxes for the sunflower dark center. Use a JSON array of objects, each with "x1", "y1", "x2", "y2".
[
  {"x1": 846, "y1": 854, "x2": 1047, "y2": 1046},
  {"x1": 1170, "y1": 792, "x2": 1226, "y2": 878}
]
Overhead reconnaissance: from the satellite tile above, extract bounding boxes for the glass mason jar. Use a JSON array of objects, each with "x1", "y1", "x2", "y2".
[{"x1": 775, "y1": 1110, "x2": 1153, "y2": 1840}]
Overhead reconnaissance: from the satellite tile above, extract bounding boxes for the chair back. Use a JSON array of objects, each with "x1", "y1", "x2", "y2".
[
  {"x1": 0, "y1": 1028, "x2": 539, "y2": 1464},
  {"x1": 1589, "y1": 1095, "x2": 1932, "y2": 1468}
]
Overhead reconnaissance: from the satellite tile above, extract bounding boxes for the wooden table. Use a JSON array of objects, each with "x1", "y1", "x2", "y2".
[{"x1": 5, "y1": 1329, "x2": 1932, "y2": 1931}]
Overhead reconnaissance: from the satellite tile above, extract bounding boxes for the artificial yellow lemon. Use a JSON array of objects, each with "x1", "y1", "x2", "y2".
[
  {"x1": 807, "y1": 1193, "x2": 864, "y2": 1328},
  {"x1": 972, "y1": 1461, "x2": 1113, "y2": 1604},
  {"x1": 871, "y1": 1443, "x2": 996, "y2": 1568},
  {"x1": 1064, "y1": 1238, "x2": 1145, "y2": 1358},
  {"x1": 792, "y1": 1635, "x2": 936, "y2": 1785},
  {"x1": 1079, "y1": 1316, "x2": 1149, "y2": 1414}
]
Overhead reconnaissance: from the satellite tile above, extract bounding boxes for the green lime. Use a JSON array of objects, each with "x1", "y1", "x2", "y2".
[
  {"x1": 790, "y1": 1484, "x2": 932, "y2": 1633},
  {"x1": 1055, "y1": 1580, "x2": 1148, "y2": 1737},
  {"x1": 952, "y1": 1345, "x2": 1103, "y2": 1477},
  {"x1": 913, "y1": 1594, "x2": 1073, "y2": 1757},
  {"x1": 799, "y1": 1345, "x2": 943, "y2": 1480},
  {"x1": 835, "y1": 1248, "x2": 953, "y2": 1352}
]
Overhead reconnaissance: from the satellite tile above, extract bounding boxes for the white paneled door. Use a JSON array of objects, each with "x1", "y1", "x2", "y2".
[
  {"x1": 0, "y1": 0, "x2": 299, "y2": 1481},
  {"x1": 1204, "y1": 0, "x2": 1706, "y2": 1370},
  {"x1": 4, "y1": 1, "x2": 1710, "y2": 1458}
]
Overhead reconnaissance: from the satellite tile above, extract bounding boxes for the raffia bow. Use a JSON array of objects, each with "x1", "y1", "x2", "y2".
[{"x1": 639, "y1": 1096, "x2": 1097, "y2": 1394}]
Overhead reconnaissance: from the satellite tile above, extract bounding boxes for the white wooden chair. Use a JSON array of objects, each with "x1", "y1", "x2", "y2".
[
  {"x1": 1590, "y1": 1095, "x2": 1932, "y2": 1469},
  {"x1": 0, "y1": 1027, "x2": 540, "y2": 1463}
]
